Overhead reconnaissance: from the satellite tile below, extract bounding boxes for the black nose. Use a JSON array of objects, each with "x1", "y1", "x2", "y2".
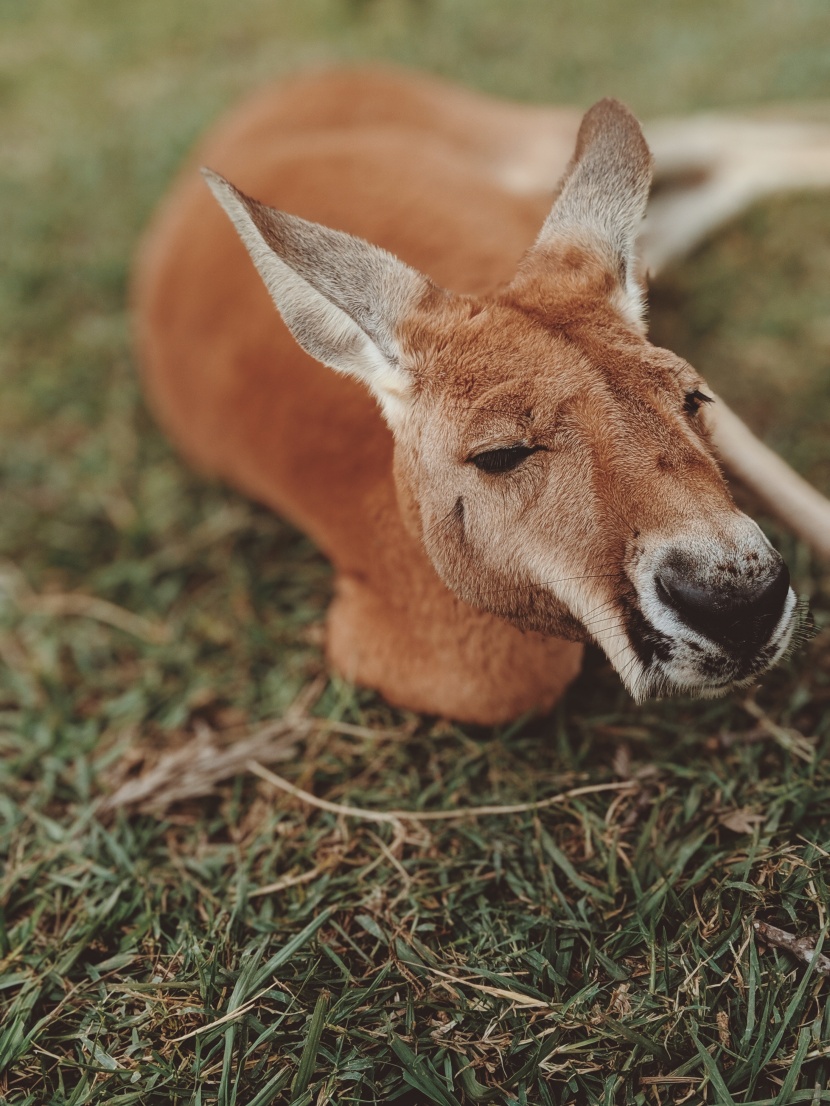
[{"x1": 656, "y1": 555, "x2": 790, "y2": 652}]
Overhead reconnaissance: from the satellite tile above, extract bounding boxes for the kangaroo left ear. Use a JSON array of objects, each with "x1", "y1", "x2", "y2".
[{"x1": 520, "y1": 98, "x2": 654, "y2": 330}]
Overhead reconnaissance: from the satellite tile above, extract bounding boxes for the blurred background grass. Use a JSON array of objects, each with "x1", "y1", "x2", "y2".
[{"x1": 2, "y1": 1, "x2": 830, "y2": 1103}]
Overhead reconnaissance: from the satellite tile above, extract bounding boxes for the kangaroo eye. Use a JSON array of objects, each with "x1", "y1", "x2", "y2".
[
  {"x1": 684, "y1": 389, "x2": 714, "y2": 415},
  {"x1": 470, "y1": 444, "x2": 542, "y2": 473}
]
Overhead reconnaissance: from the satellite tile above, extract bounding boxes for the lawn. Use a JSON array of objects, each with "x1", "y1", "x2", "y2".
[{"x1": 2, "y1": 0, "x2": 830, "y2": 1102}]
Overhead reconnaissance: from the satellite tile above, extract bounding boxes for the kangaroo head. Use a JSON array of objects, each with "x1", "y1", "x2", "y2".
[{"x1": 204, "y1": 98, "x2": 797, "y2": 701}]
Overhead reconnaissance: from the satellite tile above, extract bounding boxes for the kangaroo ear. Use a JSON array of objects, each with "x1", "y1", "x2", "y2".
[
  {"x1": 524, "y1": 98, "x2": 654, "y2": 329},
  {"x1": 202, "y1": 169, "x2": 437, "y2": 424}
]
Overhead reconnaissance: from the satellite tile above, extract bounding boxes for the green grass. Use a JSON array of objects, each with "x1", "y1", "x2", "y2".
[{"x1": 2, "y1": 0, "x2": 830, "y2": 1102}]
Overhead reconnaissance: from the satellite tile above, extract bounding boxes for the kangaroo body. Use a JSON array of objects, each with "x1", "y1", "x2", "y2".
[
  {"x1": 134, "y1": 67, "x2": 828, "y2": 722},
  {"x1": 136, "y1": 70, "x2": 584, "y2": 721}
]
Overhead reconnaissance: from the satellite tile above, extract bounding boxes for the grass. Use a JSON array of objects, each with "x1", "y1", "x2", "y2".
[{"x1": 2, "y1": 0, "x2": 830, "y2": 1102}]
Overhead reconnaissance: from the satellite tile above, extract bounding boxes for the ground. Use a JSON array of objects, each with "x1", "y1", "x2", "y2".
[{"x1": 2, "y1": 1, "x2": 830, "y2": 1103}]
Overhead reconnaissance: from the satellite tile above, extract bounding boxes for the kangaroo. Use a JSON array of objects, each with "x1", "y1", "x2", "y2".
[{"x1": 133, "y1": 66, "x2": 829, "y2": 724}]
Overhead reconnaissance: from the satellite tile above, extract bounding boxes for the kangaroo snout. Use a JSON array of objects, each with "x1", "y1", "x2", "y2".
[
  {"x1": 654, "y1": 550, "x2": 791, "y2": 653},
  {"x1": 622, "y1": 524, "x2": 799, "y2": 699}
]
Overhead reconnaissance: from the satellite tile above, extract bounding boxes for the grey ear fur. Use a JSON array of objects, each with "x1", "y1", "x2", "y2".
[
  {"x1": 202, "y1": 169, "x2": 435, "y2": 423},
  {"x1": 531, "y1": 98, "x2": 654, "y2": 326}
]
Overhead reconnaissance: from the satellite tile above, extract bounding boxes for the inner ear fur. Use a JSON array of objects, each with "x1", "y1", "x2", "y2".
[
  {"x1": 202, "y1": 169, "x2": 440, "y2": 424},
  {"x1": 513, "y1": 98, "x2": 654, "y2": 329}
]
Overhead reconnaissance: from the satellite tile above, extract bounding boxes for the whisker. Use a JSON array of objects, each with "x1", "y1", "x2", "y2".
[
  {"x1": 582, "y1": 610, "x2": 628, "y2": 634},
  {"x1": 479, "y1": 569, "x2": 626, "y2": 599},
  {"x1": 617, "y1": 650, "x2": 644, "y2": 689},
  {"x1": 584, "y1": 627, "x2": 629, "y2": 648},
  {"x1": 587, "y1": 626, "x2": 631, "y2": 643},
  {"x1": 588, "y1": 633, "x2": 634, "y2": 655},
  {"x1": 582, "y1": 604, "x2": 624, "y2": 625},
  {"x1": 601, "y1": 502, "x2": 639, "y2": 540},
  {"x1": 579, "y1": 595, "x2": 624, "y2": 620}
]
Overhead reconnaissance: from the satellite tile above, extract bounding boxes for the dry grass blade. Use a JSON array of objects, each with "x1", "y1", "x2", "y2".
[
  {"x1": 248, "y1": 861, "x2": 336, "y2": 899},
  {"x1": 248, "y1": 760, "x2": 635, "y2": 822},
  {"x1": 0, "y1": 560, "x2": 171, "y2": 644},
  {"x1": 418, "y1": 965, "x2": 553, "y2": 1009},
  {"x1": 741, "y1": 697, "x2": 817, "y2": 762},
  {"x1": 24, "y1": 592, "x2": 172, "y2": 644},
  {"x1": 103, "y1": 672, "x2": 408, "y2": 815},
  {"x1": 168, "y1": 983, "x2": 279, "y2": 1044},
  {"x1": 103, "y1": 721, "x2": 310, "y2": 812}
]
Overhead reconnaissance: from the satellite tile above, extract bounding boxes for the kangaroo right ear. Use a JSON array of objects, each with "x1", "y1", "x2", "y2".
[
  {"x1": 202, "y1": 169, "x2": 437, "y2": 424},
  {"x1": 521, "y1": 99, "x2": 654, "y2": 330}
]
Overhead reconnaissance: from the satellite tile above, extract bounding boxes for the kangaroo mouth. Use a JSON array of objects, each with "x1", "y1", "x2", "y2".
[{"x1": 614, "y1": 591, "x2": 801, "y2": 701}]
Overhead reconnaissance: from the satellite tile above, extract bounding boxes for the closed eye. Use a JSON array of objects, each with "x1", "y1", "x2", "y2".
[
  {"x1": 684, "y1": 389, "x2": 714, "y2": 415},
  {"x1": 469, "y1": 444, "x2": 545, "y2": 474}
]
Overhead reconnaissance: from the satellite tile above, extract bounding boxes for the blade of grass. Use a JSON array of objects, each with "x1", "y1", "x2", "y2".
[
  {"x1": 290, "y1": 989, "x2": 330, "y2": 1102},
  {"x1": 773, "y1": 1025, "x2": 812, "y2": 1106},
  {"x1": 390, "y1": 1035, "x2": 463, "y2": 1106},
  {"x1": 689, "y1": 1020, "x2": 737, "y2": 1106}
]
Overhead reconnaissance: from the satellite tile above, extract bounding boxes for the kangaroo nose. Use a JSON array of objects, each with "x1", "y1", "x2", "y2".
[{"x1": 656, "y1": 555, "x2": 790, "y2": 651}]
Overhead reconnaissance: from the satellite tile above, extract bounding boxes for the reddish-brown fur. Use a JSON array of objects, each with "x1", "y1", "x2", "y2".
[
  {"x1": 133, "y1": 66, "x2": 807, "y2": 722},
  {"x1": 134, "y1": 70, "x2": 594, "y2": 721}
]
